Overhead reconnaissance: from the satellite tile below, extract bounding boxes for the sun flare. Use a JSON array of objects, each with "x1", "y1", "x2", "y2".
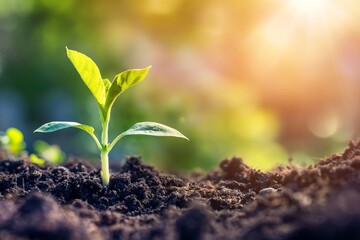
[
  {"x1": 244, "y1": 0, "x2": 359, "y2": 143},
  {"x1": 287, "y1": 0, "x2": 347, "y2": 31},
  {"x1": 248, "y1": 0, "x2": 352, "y2": 81},
  {"x1": 288, "y1": 0, "x2": 330, "y2": 15}
]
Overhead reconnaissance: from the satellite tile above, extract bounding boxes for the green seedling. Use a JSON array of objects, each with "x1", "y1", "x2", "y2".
[
  {"x1": 31, "y1": 140, "x2": 65, "y2": 165},
  {"x1": 0, "y1": 128, "x2": 64, "y2": 165},
  {"x1": 0, "y1": 128, "x2": 26, "y2": 155},
  {"x1": 35, "y1": 48, "x2": 188, "y2": 185},
  {"x1": 29, "y1": 154, "x2": 45, "y2": 165}
]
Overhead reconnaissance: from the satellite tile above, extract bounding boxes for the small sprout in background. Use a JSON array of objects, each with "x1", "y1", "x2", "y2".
[
  {"x1": 33, "y1": 140, "x2": 65, "y2": 164},
  {"x1": 0, "y1": 128, "x2": 65, "y2": 165},
  {"x1": 35, "y1": 48, "x2": 188, "y2": 185},
  {"x1": 29, "y1": 154, "x2": 45, "y2": 165},
  {"x1": 29, "y1": 141, "x2": 65, "y2": 166},
  {"x1": 0, "y1": 128, "x2": 26, "y2": 155}
]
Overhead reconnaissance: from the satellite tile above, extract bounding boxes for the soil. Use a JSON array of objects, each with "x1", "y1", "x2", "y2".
[{"x1": 1, "y1": 141, "x2": 360, "y2": 240}]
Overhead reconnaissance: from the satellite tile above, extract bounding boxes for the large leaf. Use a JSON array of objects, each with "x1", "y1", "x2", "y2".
[
  {"x1": 105, "y1": 66, "x2": 151, "y2": 110},
  {"x1": 108, "y1": 121, "x2": 188, "y2": 151},
  {"x1": 35, "y1": 121, "x2": 102, "y2": 150},
  {"x1": 34, "y1": 121, "x2": 94, "y2": 135},
  {"x1": 66, "y1": 47, "x2": 106, "y2": 106},
  {"x1": 121, "y1": 122, "x2": 188, "y2": 140}
]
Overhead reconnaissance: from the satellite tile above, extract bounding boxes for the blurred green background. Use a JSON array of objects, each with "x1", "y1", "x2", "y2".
[{"x1": 1, "y1": 0, "x2": 360, "y2": 171}]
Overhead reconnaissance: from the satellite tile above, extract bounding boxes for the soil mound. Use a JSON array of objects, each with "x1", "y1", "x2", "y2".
[{"x1": 0, "y1": 141, "x2": 360, "y2": 239}]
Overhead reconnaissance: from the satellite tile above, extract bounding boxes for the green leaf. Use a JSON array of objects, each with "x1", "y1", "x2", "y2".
[
  {"x1": 105, "y1": 66, "x2": 151, "y2": 110},
  {"x1": 108, "y1": 121, "x2": 188, "y2": 152},
  {"x1": 34, "y1": 121, "x2": 102, "y2": 150},
  {"x1": 121, "y1": 122, "x2": 189, "y2": 140},
  {"x1": 6, "y1": 128, "x2": 24, "y2": 145},
  {"x1": 34, "y1": 121, "x2": 95, "y2": 135},
  {"x1": 29, "y1": 154, "x2": 45, "y2": 166},
  {"x1": 34, "y1": 140, "x2": 66, "y2": 164},
  {"x1": 4, "y1": 128, "x2": 26, "y2": 155},
  {"x1": 66, "y1": 47, "x2": 106, "y2": 106},
  {"x1": 103, "y1": 78, "x2": 111, "y2": 93}
]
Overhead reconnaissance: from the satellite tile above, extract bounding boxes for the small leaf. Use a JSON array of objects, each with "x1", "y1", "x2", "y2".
[
  {"x1": 34, "y1": 140, "x2": 66, "y2": 164},
  {"x1": 34, "y1": 121, "x2": 94, "y2": 135},
  {"x1": 121, "y1": 122, "x2": 189, "y2": 140},
  {"x1": 6, "y1": 128, "x2": 24, "y2": 145},
  {"x1": 103, "y1": 79, "x2": 111, "y2": 93},
  {"x1": 66, "y1": 47, "x2": 106, "y2": 106},
  {"x1": 29, "y1": 154, "x2": 45, "y2": 166},
  {"x1": 105, "y1": 66, "x2": 151, "y2": 110},
  {"x1": 115, "y1": 66, "x2": 151, "y2": 91},
  {"x1": 1, "y1": 128, "x2": 26, "y2": 155}
]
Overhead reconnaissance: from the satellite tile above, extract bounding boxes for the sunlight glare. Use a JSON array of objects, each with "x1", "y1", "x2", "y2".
[
  {"x1": 288, "y1": 0, "x2": 329, "y2": 16},
  {"x1": 247, "y1": 0, "x2": 349, "y2": 83}
]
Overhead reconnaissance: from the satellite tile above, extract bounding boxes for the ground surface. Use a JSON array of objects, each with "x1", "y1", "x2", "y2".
[{"x1": 1, "y1": 141, "x2": 360, "y2": 240}]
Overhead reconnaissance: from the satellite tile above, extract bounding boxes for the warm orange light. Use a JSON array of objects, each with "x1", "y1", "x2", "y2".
[
  {"x1": 308, "y1": 109, "x2": 339, "y2": 138},
  {"x1": 246, "y1": 0, "x2": 353, "y2": 91},
  {"x1": 286, "y1": 0, "x2": 347, "y2": 32},
  {"x1": 288, "y1": 0, "x2": 331, "y2": 15},
  {"x1": 242, "y1": 0, "x2": 359, "y2": 145}
]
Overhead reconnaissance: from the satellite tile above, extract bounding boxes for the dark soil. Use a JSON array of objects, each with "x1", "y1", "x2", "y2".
[{"x1": 1, "y1": 141, "x2": 360, "y2": 240}]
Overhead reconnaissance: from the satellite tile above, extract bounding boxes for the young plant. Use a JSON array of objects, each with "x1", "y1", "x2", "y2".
[
  {"x1": 29, "y1": 141, "x2": 65, "y2": 166},
  {"x1": 0, "y1": 128, "x2": 26, "y2": 155},
  {"x1": 31, "y1": 140, "x2": 66, "y2": 165},
  {"x1": 34, "y1": 48, "x2": 188, "y2": 185}
]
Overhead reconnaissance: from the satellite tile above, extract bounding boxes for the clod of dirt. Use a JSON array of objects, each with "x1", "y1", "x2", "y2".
[
  {"x1": 0, "y1": 193, "x2": 94, "y2": 240},
  {"x1": 175, "y1": 207, "x2": 210, "y2": 240}
]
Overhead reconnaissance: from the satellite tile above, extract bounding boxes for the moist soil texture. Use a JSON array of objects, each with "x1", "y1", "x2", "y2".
[{"x1": 1, "y1": 141, "x2": 360, "y2": 240}]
